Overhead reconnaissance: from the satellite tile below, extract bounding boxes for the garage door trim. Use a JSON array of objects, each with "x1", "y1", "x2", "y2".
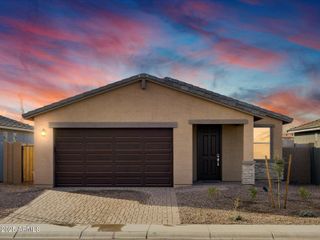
[{"x1": 49, "y1": 122, "x2": 178, "y2": 128}]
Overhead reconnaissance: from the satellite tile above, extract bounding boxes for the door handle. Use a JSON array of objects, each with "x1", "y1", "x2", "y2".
[{"x1": 216, "y1": 153, "x2": 220, "y2": 167}]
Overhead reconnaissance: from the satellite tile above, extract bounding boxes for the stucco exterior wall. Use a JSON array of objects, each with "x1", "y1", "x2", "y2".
[
  {"x1": 33, "y1": 80, "x2": 257, "y2": 186},
  {"x1": 221, "y1": 125, "x2": 244, "y2": 181}
]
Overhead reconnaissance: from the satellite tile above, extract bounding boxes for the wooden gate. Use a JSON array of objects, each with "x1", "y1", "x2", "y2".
[
  {"x1": 3, "y1": 142, "x2": 34, "y2": 184},
  {"x1": 22, "y1": 145, "x2": 34, "y2": 182}
]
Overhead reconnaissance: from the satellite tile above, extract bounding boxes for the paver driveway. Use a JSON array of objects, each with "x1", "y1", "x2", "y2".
[{"x1": 1, "y1": 188, "x2": 180, "y2": 225}]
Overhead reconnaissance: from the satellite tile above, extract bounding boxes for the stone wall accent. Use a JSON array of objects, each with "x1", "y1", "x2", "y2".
[
  {"x1": 255, "y1": 160, "x2": 278, "y2": 180},
  {"x1": 242, "y1": 161, "x2": 255, "y2": 185}
]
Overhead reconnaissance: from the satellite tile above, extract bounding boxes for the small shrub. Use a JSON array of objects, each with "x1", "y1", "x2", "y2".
[
  {"x1": 298, "y1": 210, "x2": 316, "y2": 218},
  {"x1": 208, "y1": 187, "x2": 219, "y2": 198},
  {"x1": 248, "y1": 186, "x2": 258, "y2": 201},
  {"x1": 298, "y1": 187, "x2": 311, "y2": 201},
  {"x1": 233, "y1": 214, "x2": 243, "y2": 221},
  {"x1": 233, "y1": 196, "x2": 241, "y2": 211}
]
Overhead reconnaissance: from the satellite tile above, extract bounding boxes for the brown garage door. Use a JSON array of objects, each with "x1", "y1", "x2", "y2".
[{"x1": 54, "y1": 128, "x2": 173, "y2": 187}]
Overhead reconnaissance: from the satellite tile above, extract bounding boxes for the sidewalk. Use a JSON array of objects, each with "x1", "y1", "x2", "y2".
[{"x1": 1, "y1": 224, "x2": 320, "y2": 239}]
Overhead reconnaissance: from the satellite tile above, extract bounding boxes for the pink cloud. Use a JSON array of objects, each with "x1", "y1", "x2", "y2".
[
  {"x1": 214, "y1": 39, "x2": 284, "y2": 70},
  {"x1": 255, "y1": 89, "x2": 320, "y2": 124},
  {"x1": 289, "y1": 34, "x2": 320, "y2": 51}
]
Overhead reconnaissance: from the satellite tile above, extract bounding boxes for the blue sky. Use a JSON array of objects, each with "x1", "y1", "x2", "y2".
[{"x1": 0, "y1": 0, "x2": 319, "y2": 126}]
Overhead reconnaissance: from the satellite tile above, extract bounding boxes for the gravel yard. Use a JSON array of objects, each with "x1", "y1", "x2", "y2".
[
  {"x1": 0, "y1": 184, "x2": 45, "y2": 220},
  {"x1": 176, "y1": 182, "x2": 320, "y2": 224}
]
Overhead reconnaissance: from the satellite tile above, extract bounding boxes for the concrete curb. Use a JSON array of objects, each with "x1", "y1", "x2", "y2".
[{"x1": 1, "y1": 224, "x2": 320, "y2": 239}]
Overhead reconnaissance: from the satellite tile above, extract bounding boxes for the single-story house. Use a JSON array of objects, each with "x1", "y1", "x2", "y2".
[
  {"x1": 22, "y1": 74, "x2": 292, "y2": 187},
  {"x1": 288, "y1": 119, "x2": 320, "y2": 147},
  {"x1": 287, "y1": 119, "x2": 320, "y2": 185},
  {"x1": 0, "y1": 115, "x2": 34, "y2": 182}
]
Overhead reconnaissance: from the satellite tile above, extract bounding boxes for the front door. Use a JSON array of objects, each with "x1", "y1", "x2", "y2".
[{"x1": 197, "y1": 125, "x2": 221, "y2": 180}]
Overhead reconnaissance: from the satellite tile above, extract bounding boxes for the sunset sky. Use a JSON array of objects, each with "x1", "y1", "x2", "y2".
[{"x1": 0, "y1": 0, "x2": 319, "y2": 128}]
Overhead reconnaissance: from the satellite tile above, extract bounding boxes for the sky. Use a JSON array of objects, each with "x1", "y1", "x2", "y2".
[{"x1": 0, "y1": 0, "x2": 320, "y2": 129}]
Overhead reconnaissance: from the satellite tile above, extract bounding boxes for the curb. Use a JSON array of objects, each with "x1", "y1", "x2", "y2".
[{"x1": 1, "y1": 224, "x2": 320, "y2": 239}]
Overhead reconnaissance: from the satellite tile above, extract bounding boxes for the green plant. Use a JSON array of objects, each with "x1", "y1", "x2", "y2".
[
  {"x1": 273, "y1": 157, "x2": 285, "y2": 209},
  {"x1": 298, "y1": 187, "x2": 311, "y2": 201},
  {"x1": 207, "y1": 187, "x2": 219, "y2": 198},
  {"x1": 248, "y1": 186, "x2": 258, "y2": 201},
  {"x1": 298, "y1": 210, "x2": 316, "y2": 218}
]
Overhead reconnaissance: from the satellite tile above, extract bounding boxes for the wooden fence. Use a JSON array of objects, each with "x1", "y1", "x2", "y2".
[
  {"x1": 3, "y1": 142, "x2": 34, "y2": 184},
  {"x1": 283, "y1": 143, "x2": 320, "y2": 185}
]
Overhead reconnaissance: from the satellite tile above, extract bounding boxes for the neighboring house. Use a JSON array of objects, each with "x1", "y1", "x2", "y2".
[
  {"x1": 22, "y1": 74, "x2": 292, "y2": 187},
  {"x1": 0, "y1": 115, "x2": 34, "y2": 182},
  {"x1": 287, "y1": 119, "x2": 320, "y2": 185},
  {"x1": 288, "y1": 119, "x2": 320, "y2": 147}
]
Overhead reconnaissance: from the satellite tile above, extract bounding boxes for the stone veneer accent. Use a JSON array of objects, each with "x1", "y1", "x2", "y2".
[
  {"x1": 242, "y1": 161, "x2": 255, "y2": 185},
  {"x1": 255, "y1": 160, "x2": 278, "y2": 180}
]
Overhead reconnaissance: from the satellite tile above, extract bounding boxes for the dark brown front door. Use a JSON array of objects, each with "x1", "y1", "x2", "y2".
[
  {"x1": 54, "y1": 128, "x2": 173, "y2": 187},
  {"x1": 197, "y1": 125, "x2": 221, "y2": 180}
]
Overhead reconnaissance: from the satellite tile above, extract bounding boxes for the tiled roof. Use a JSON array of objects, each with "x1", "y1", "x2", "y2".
[
  {"x1": 0, "y1": 115, "x2": 34, "y2": 131},
  {"x1": 23, "y1": 73, "x2": 293, "y2": 123},
  {"x1": 288, "y1": 119, "x2": 320, "y2": 133}
]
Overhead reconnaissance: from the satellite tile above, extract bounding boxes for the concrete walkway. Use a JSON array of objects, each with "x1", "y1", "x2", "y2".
[{"x1": 1, "y1": 224, "x2": 320, "y2": 239}]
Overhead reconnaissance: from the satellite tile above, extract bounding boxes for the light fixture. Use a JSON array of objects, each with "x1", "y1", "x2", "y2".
[{"x1": 41, "y1": 128, "x2": 46, "y2": 137}]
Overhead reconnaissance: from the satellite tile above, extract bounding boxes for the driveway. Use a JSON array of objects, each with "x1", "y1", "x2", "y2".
[{"x1": 0, "y1": 187, "x2": 180, "y2": 225}]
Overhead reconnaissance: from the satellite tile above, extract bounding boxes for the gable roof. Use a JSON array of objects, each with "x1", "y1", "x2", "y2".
[
  {"x1": 22, "y1": 73, "x2": 293, "y2": 124},
  {"x1": 0, "y1": 115, "x2": 34, "y2": 132},
  {"x1": 288, "y1": 119, "x2": 320, "y2": 133}
]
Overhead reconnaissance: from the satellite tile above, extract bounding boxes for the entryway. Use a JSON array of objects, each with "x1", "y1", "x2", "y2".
[{"x1": 196, "y1": 125, "x2": 222, "y2": 181}]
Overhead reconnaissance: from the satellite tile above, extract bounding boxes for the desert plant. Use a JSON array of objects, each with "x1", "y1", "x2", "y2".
[
  {"x1": 298, "y1": 210, "x2": 316, "y2": 218},
  {"x1": 231, "y1": 196, "x2": 242, "y2": 221},
  {"x1": 248, "y1": 186, "x2": 258, "y2": 201},
  {"x1": 273, "y1": 157, "x2": 285, "y2": 209},
  {"x1": 298, "y1": 187, "x2": 311, "y2": 201},
  {"x1": 208, "y1": 187, "x2": 219, "y2": 198}
]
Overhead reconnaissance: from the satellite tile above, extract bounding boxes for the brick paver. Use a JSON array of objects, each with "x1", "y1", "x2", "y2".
[{"x1": 0, "y1": 188, "x2": 180, "y2": 225}]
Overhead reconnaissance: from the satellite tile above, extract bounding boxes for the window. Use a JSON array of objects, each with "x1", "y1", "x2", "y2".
[{"x1": 254, "y1": 127, "x2": 271, "y2": 159}]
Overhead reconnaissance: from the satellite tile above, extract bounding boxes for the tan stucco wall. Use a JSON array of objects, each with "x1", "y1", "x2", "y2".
[
  {"x1": 222, "y1": 125, "x2": 244, "y2": 181},
  {"x1": 254, "y1": 116, "x2": 283, "y2": 160},
  {"x1": 33, "y1": 80, "x2": 258, "y2": 186}
]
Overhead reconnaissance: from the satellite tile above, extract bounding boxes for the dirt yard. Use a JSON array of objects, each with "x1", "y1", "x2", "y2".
[
  {"x1": 176, "y1": 182, "x2": 320, "y2": 224},
  {"x1": 0, "y1": 184, "x2": 45, "y2": 219}
]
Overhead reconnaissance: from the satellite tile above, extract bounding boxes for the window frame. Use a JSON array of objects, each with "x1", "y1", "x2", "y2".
[{"x1": 253, "y1": 125, "x2": 273, "y2": 160}]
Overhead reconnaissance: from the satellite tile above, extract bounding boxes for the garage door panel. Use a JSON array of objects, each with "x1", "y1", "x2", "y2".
[
  {"x1": 86, "y1": 154, "x2": 113, "y2": 162},
  {"x1": 115, "y1": 142, "x2": 142, "y2": 150},
  {"x1": 145, "y1": 165, "x2": 171, "y2": 172},
  {"x1": 55, "y1": 153, "x2": 84, "y2": 162},
  {"x1": 55, "y1": 128, "x2": 172, "y2": 187},
  {"x1": 146, "y1": 154, "x2": 172, "y2": 161},
  {"x1": 115, "y1": 177, "x2": 143, "y2": 186},
  {"x1": 55, "y1": 165, "x2": 84, "y2": 172},
  {"x1": 115, "y1": 165, "x2": 142, "y2": 172},
  {"x1": 86, "y1": 143, "x2": 113, "y2": 150},
  {"x1": 86, "y1": 165, "x2": 113, "y2": 172}
]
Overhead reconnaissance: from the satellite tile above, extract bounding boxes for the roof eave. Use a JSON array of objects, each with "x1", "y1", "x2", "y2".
[
  {"x1": 288, "y1": 127, "x2": 320, "y2": 134},
  {"x1": 0, "y1": 125, "x2": 34, "y2": 132}
]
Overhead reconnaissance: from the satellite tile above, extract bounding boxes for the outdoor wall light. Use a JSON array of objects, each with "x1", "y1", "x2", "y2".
[{"x1": 41, "y1": 128, "x2": 47, "y2": 137}]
